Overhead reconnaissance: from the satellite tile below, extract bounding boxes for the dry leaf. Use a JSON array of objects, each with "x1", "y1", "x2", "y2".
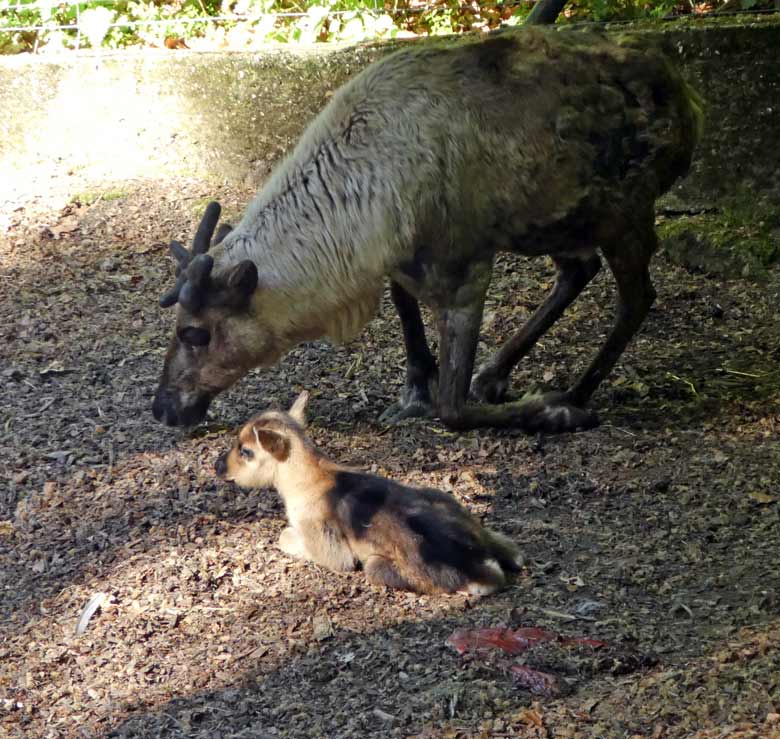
[
  {"x1": 748, "y1": 491, "x2": 776, "y2": 505},
  {"x1": 312, "y1": 611, "x2": 334, "y2": 641},
  {"x1": 76, "y1": 592, "x2": 108, "y2": 636},
  {"x1": 50, "y1": 216, "x2": 80, "y2": 238},
  {"x1": 517, "y1": 706, "x2": 544, "y2": 728}
]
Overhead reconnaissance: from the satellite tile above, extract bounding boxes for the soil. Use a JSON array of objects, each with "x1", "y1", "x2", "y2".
[{"x1": 1, "y1": 173, "x2": 779, "y2": 739}]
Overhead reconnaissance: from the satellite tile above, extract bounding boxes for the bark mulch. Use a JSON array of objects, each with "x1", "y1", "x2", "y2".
[{"x1": 1, "y1": 175, "x2": 779, "y2": 738}]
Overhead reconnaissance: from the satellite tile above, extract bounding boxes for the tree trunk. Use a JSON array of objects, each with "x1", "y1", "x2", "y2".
[{"x1": 524, "y1": 0, "x2": 568, "y2": 25}]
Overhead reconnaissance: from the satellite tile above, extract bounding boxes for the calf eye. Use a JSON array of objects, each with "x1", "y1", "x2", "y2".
[
  {"x1": 239, "y1": 446, "x2": 255, "y2": 460},
  {"x1": 178, "y1": 326, "x2": 211, "y2": 347}
]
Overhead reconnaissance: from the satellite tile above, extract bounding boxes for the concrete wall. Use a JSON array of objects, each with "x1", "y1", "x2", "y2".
[{"x1": 1, "y1": 18, "x2": 779, "y2": 204}]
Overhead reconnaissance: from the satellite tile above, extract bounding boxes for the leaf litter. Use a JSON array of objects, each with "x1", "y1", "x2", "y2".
[{"x1": 1, "y1": 172, "x2": 779, "y2": 738}]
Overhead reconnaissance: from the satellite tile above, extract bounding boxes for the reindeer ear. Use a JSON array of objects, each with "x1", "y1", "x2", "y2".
[
  {"x1": 288, "y1": 391, "x2": 309, "y2": 426},
  {"x1": 253, "y1": 425, "x2": 290, "y2": 462},
  {"x1": 226, "y1": 260, "x2": 258, "y2": 299},
  {"x1": 213, "y1": 223, "x2": 233, "y2": 246}
]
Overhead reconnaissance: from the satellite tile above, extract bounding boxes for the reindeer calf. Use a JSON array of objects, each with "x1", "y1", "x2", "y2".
[{"x1": 215, "y1": 392, "x2": 521, "y2": 594}]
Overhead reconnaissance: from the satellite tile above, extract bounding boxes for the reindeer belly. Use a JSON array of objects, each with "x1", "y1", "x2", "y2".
[{"x1": 322, "y1": 284, "x2": 384, "y2": 344}]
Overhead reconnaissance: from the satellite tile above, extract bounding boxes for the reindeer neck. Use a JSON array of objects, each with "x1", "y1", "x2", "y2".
[{"x1": 210, "y1": 124, "x2": 412, "y2": 343}]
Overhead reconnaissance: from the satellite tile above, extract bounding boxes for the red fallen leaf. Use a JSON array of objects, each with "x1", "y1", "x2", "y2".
[
  {"x1": 446, "y1": 627, "x2": 607, "y2": 656},
  {"x1": 563, "y1": 636, "x2": 608, "y2": 649},
  {"x1": 446, "y1": 627, "x2": 552, "y2": 655},
  {"x1": 509, "y1": 664, "x2": 562, "y2": 697},
  {"x1": 513, "y1": 627, "x2": 561, "y2": 643}
]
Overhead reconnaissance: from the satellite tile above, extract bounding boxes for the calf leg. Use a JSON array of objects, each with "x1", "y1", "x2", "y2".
[
  {"x1": 300, "y1": 520, "x2": 358, "y2": 572},
  {"x1": 279, "y1": 523, "x2": 357, "y2": 572},
  {"x1": 472, "y1": 254, "x2": 602, "y2": 403},
  {"x1": 380, "y1": 282, "x2": 438, "y2": 423},
  {"x1": 464, "y1": 559, "x2": 506, "y2": 597},
  {"x1": 365, "y1": 555, "x2": 414, "y2": 591},
  {"x1": 278, "y1": 526, "x2": 309, "y2": 560}
]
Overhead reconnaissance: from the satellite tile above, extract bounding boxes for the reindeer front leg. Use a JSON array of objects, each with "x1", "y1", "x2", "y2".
[
  {"x1": 436, "y1": 302, "x2": 485, "y2": 430},
  {"x1": 380, "y1": 282, "x2": 438, "y2": 423}
]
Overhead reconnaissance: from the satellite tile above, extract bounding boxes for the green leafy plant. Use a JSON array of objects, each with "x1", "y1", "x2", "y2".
[{"x1": 2, "y1": 0, "x2": 778, "y2": 53}]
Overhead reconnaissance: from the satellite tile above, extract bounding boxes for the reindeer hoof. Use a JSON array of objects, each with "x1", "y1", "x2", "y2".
[
  {"x1": 379, "y1": 399, "x2": 433, "y2": 425},
  {"x1": 471, "y1": 369, "x2": 510, "y2": 404},
  {"x1": 516, "y1": 391, "x2": 599, "y2": 434},
  {"x1": 380, "y1": 383, "x2": 435, "y2": 424}
]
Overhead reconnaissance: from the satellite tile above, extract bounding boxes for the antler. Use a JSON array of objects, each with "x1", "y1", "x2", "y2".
[{"x1": 159, "y1": 202, "x2": 232, "y2": 311}]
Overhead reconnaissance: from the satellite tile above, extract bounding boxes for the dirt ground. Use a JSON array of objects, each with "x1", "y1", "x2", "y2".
[{"x1": 1, "y1": 173, "x2": 779, "y2": 739}]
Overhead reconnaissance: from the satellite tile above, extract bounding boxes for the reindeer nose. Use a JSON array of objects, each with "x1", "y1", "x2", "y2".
[
  {"x1": 152, "y1": 388, "x2": 179, "y2": 426},
  {"x1": 152, "y1": 390, "x2": 175, "y2": 426},
  {"x1": 215, "y1": 453, "x2": 228, "y2": 478},
  {"x1": 153, "y1": 387, "x2": 211, "y2": 427}
]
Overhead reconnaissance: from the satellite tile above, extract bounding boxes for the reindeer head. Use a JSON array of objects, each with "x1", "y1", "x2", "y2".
[{"x1": 152, "y1": 202, "x2": 270, "y2": 427}]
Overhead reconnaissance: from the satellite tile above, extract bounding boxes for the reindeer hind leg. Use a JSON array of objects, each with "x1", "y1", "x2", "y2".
[
  {"x1": 566, "y1": 216, "x2": 658, "y2": 407},
  {"x1": 472, "y1": 253, "x2": 602, "y2": 404},
  {"x1": 436, "y1": 213, "x2": 656, "y2": 432},
  {"x1": 499, "y1": 213, "x2": 658, "y2": 432}
]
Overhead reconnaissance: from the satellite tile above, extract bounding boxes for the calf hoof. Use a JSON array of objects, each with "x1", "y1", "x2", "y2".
[
  {"x1": 461, "y1": 559, "x2": 505, "y2": 597},
  {"x1": 516, "y1": 391, "x2": 599, "y2": 434},
  {"x1": 278, "y1": 527, "x2": 307, "y2": 559},
  {"x1": 470, "y1": 368, "x2": 510, "y2": 404}
]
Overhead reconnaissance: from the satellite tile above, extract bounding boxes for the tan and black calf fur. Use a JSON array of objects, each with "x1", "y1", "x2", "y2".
[{"x1": 215, "y1": 392, "x2": 522, "y2": 595}]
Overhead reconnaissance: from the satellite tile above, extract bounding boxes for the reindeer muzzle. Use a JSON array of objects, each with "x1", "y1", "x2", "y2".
[{"x1": 152, "y1": 386, "x2": 212, "y2": 427}]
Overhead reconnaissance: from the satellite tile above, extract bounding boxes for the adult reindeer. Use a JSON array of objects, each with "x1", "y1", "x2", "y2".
[{"x1": 152, "y1": 27, "x2": 702, "y2": 431}]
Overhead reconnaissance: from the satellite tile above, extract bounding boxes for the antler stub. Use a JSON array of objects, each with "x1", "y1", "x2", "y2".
[{"x1": 159, "y1": 201, "x2": 223, "y2": 310}]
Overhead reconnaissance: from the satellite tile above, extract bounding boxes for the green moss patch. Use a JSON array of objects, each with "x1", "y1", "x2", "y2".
[
  {"x1": 70, "y1": 189, "x2": 126, "y2": 206},
  {"x1": 658, "y1": 203, "x2": 780, "y2": 280}
]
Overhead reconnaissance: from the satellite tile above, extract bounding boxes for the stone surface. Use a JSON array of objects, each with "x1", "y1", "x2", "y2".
[
  {"x1": 1, "y1": 19, "x2": 779, "y2": 196},
  {"x1": 2, "y1": 19, "x2": 779, "y2": 281}
]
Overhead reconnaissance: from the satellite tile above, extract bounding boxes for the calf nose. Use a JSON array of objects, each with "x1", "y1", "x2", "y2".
[{"x1": 215, "y1": 452, "x2": 228, "y2": 478}]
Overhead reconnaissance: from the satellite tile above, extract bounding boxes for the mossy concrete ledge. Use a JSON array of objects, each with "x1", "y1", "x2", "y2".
[
  {"x1": 1, "y1": 18, "x2": 779, "y2": 208},
  {"x1": 0, "y1": 45, "x2": 390, "y2": 188}
]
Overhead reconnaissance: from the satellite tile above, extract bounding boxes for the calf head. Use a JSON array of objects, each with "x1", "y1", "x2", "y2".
[
  {"x1": 153, "y1": 202, "x2": 268, "y2": 426},
  {"x1": 215, "y1": 392, "x2": 309, "y2": 488}
]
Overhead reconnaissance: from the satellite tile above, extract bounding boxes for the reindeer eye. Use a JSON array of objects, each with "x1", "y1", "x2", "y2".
[
  {"x1": 239, "y1": 446, "x2": 255, "y2": 460},
  {"x1": 178, "y1": 326, "x2": 211, "y2": 347}
]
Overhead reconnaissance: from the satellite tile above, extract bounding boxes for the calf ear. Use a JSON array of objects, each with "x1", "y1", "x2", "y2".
[
  {"x1": 226, "y1": 260, "x2": 258, "y2": 299},
  {"x1": 288, "y1": 391, "x2": 309, "y2": 426},
  {"x1": 253, "y1": 425, "x2": 290, "y2": 462}
]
